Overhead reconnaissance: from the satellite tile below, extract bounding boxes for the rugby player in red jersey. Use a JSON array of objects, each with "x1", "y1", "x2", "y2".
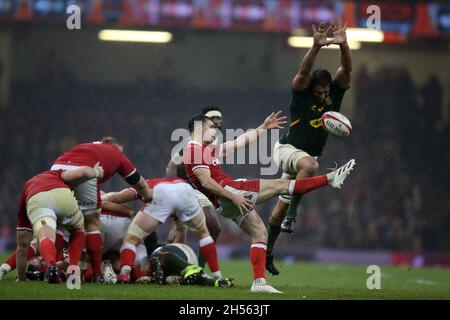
[
  {"x1": 183, "y1": 113, "x2": 355, "y2": 293},
  {"x1": 50, "y1": 137, "x2": 152, "y2": 282},
  {"x1": 15, "y1": 163, "x2": 104, "y2": 283}
]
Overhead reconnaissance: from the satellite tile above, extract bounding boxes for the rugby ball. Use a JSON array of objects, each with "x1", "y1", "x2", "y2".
[{"x1": 321, "y1": 111, "x2": 352, "y2": 138}]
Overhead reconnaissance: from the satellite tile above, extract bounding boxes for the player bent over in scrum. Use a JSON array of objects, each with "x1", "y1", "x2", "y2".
[
  {"x1": 148, "y1": 243, "x2": 233, "y2": 288},
  {"x1": 15, "y1": 163, "x2": 105, "y2": 283},
  {"x1": 51, "y1": 137, "x2": 152, "y2": 282},
  {"x1": 102, "y1": 178, "x2": 224, "y2": 283},
  {"x1": 183, "y1": 114, "x2": 355, "y2": 293}
]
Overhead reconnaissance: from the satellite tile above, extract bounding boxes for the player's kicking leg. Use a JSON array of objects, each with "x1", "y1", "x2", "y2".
[
  {"x1": 256, "y1": 159, "x2": 356, "y2": 205},
  {"x1": 264, "y1": 159, "x2": 356, "y2": 274}
]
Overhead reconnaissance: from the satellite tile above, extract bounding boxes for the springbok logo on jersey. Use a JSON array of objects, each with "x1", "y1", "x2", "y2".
[{"x1": 309, "y1": 117, "x2": 323, "y2": 128}]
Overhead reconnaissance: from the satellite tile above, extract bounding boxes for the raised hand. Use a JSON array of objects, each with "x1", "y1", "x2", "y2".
[
  {"x1": 312, "y1": 22, "x2": 333, "y2": 47},
  {"x1": 262, "y1": 111, "x2": 288, "y2": 130},
  {"x1": 329, "y1": 20, "x2": 348, "y2": 45}
]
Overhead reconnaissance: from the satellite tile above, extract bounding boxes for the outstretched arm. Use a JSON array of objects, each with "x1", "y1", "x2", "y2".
[
  {"x1": 131, "y1": 177, "x2": 153, "y2": 203},
  {"x1": 102, "y1": 188, "x2": 140, "y2": 204},
  {"x1": 330, "y1": 20, "x2": 352, "y2": 89},
  {"x1": 292, "y1": 22, "x2": 333, "y2": 91},
  {"x1": 61, "y1": 162, "x2": 104, "y2": 187},
  {"x1": 101, "y1": 200, "x2": 135, "y2": 218},
  {"x1": 165, "y1": 159, "x2": 178, "y2": 178},
  {"x1": 221, "y1": 111, "x2": 286, "y2": 157}
]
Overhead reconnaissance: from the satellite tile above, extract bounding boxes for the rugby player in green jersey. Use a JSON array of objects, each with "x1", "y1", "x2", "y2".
[{"x1": 266, "y1": 20, "x2": 353, "y2": 275}]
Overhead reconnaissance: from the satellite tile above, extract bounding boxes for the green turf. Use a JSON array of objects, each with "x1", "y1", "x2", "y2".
[{"x1": 1, "y1": 255, "x2": 450, "y2": 300}]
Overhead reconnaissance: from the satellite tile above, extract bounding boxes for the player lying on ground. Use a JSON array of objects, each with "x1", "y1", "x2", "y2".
[
  {"x1": 15, "y1": 163, "x2": 105, "y2": 283},
  {"x1": 183, "y1": 113, "x2": 355, "y2": 293},
  {"x1": 102, "y1": 178, "x2": 225, "y2": 283},
  {"x1": 148, "y1": 243, "x2": 233, "y2": 288},
  {"x1": 267, "y1": 20, "x2": 353, "y2": 275}
]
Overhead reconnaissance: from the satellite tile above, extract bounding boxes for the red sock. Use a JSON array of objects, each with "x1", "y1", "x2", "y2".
[
  {"x1": 290, "y1": 175, "x2": 328, "y2": 196},
  {"x1": 250, "y1": 242, "x2": 267, "y2": 280},
  {"x1": 85, "y1": 231, "x2": 103, "y2": 276},
  {"x1": 5, "y1": 246, "x2": 36, "y2": 270},
  {"x1": 55, "y1": 231, "x2": 65, "y2": 261},
  {"x1": 39, "y1": 237, "x2": 56, "y2": 270},
  {"x1": 132, "y1": 266, "x2": 143, "y2": 280},
  {"x1": 68, "y1": 230, "x2": 85, "y2": 266},
  {"x1": 83, "y1": 267, "x2": 94, "y2": 282},
  {"x1": 199, "y1": 236, "x2": 220, "y2": 275},
  {"x1": 120, "y1": 243, "x2": 136, "y2": 270}
]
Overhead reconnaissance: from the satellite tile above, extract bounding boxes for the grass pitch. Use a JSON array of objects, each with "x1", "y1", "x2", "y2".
[{"x1": 1, "y1": 255, "x2": 450, "y2": 300}]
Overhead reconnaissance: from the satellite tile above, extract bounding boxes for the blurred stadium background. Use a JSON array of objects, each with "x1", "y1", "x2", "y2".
[{"x1": 0, "y1": 0, "x2": 449, "y2": 269}]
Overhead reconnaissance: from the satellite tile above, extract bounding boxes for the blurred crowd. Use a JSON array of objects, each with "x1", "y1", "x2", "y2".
[{"x1": 0, "y1": 60, "x2": 448, "y2": 254}]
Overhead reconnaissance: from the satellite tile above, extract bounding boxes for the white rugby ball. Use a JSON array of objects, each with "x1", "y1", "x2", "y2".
[{"x1": 321, "y1": 111, "x2": 352, "y2": 138}]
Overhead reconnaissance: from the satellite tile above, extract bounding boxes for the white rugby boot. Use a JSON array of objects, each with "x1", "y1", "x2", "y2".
[
  {"x1": 0, "y1": 264, "x2": 11, "y2": 280},
  {"x1": 251, "y1": 278, "x2": 282, "y2": 293},
  {"x1": 102, "y1": 260, "x2": 117, "y2": 284},
  {"x1": 327, "y1": 159, "x2": 356, "y2": 189}
]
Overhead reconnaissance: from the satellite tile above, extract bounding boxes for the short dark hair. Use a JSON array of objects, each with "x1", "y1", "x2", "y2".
[
  {"x1": 188, "y1": 115, "x2": 212, "y2": 133},
  {"x1": 201, "y1": 105, "x2": 222, "y2": 115},
  {"x1": 311, "y1": 69, "x2": 332, "y2": 88},
  {"x1": 101, "y1": 136, "x2": 123, "y2": 147}
]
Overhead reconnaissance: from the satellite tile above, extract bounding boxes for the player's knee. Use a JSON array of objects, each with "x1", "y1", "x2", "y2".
[
  {"x1": 249, "y1": 221, "x2": 267, "y2": 243},
  {"x1": 297, "y1": 157, "x2": 319, "y2": 177},
  {"x1": 191, "y1": 221, "x2": 209, "y2": 239},
  {"x1": 126, "y1": 223, "x2": 149, "y2": 245},
  {"x1": 84, "y1": 212, "x2": 100, "y2": 230},
  {"x1": 33, "y1": 217, "x2": 57, "y2": 241}
]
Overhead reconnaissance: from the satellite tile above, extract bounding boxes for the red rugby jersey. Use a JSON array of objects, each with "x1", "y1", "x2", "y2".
[
  {"x1": 53, "y1": 142, "x2": 136, "y2": 184},
  {"x1": 182, "y1": 141, "x2": 232, "y2": 204}
]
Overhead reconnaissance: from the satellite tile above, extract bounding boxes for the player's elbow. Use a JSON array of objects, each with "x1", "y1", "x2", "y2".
[
  {"x1": 83, "y1": 166, "x2": 97, "y2": 178},
  {"x1": 197, "y1": 176, "x2": 211, "y2": 189},
  {"x1": 165, "y1": 161, "x2": 176, "y2": 178}
]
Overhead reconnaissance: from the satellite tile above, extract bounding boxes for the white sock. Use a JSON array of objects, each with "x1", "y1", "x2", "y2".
[
  {"x1": 326, "y1": 172, "x2": 335, "y2": 182},
  {"x1": 253, "y1": 278, "x2": 266, "y2": 285},
  {"x1": 120, "y1": 265, "x2": 131, "y2": 275},
  {"x1": 0, "y1": 263, "x2": 11, "y2": 273},
  {"x1": 212, "y1": 271, "x2": 222, "y2": 279},
  {"x1": 288, "y1": 181, "x2": 296, "y2": 195}
]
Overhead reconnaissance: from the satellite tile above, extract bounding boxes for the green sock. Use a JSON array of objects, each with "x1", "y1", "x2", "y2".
[
  {"x1": 197, "y1": 250, "x2": 206, "y2": 268},
  {"x1": 162, "y1": 252, "x2": 190, "y2": 275},
  {"x1": 267, "y1": 216, "x2": 283, "y2": 255},
  {"x1": 286, "y1": 195, "x2": 303, "y2": 219}
]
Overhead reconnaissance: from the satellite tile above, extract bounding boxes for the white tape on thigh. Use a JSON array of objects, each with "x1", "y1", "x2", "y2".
[
  {"x1": 187, "y1": 212, "x2": 205, "y2": 232},
  {"x1": 279, "y1": 194, "x2": 292, "y2": 204},
  {"x1": 128, "y1": 222, "x2": 150, "y2": 240},
  {"x1": 33, "y1": 217, "x2": 57, "y2": 235}
]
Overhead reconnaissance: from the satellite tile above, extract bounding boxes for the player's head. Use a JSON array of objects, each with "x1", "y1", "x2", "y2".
[
  {"x1": 202, "y1": 105, "x2": 223, "y2": 130},
  {"x1": 188, "y1": 115, "x2": 216, "y2": 144},
  {"x1": 311, "y1": 69, "x2": 332, "y2": 105},
  {"x1": 101, "y1": 136, "x2": 124, "y2": 152}
]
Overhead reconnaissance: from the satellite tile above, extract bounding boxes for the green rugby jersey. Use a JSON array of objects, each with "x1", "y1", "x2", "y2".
[{"x1": 279, "y1": 80, "x2": 348, "y2": 156}]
